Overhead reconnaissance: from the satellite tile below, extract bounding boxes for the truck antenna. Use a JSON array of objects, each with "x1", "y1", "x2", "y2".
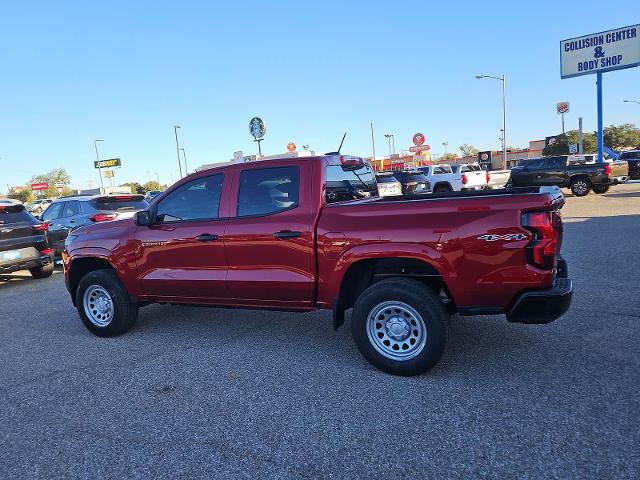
[
  {"x1": 325, "y1": 132, "x2": 348, "y2": 156},
  {"x1": 337, "y1": 132, "x2": 347, "y2": 153}
]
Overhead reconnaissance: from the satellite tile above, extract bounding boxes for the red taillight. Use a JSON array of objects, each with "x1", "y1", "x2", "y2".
[
  {"x1": 486, "y1": 172, "x2": 491, "y2": 183},
  {"x1": 90, "y1": 213, "x2": 118, "y2": 222},
  {"x1": 522, "y1": 211, "x2": 563, "y2": 269},
  {"x1": 461, "y1": 174, "x2": 468, "y2": 185},
  {"x1": 33, "y1": 223, "x2": 48, "y2": 232},
  {"x1": 40, "y1": 248, "x2": 54, "y2": 255},
  {"x1": 604, "y1": 163, "x2": 612, "y2": 175}
]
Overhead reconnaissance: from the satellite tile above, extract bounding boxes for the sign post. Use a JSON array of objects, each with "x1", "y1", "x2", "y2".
[
  {"x1": 556, "y1": 102, "x2": 570, "y2": 134},
  {"x1": 560, "y1": 24, "x2": 640, "y2": 163},
  {"x1": 249, "y1": 117, "x2": 267, "y2": 157}
]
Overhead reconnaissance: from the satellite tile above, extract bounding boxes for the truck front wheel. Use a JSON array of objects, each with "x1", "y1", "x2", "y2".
[
  {"x1": 351, "y1": 278, "x2": 448, "y2": 376},
  {"x1": 76, "y1": 269, "x2": 138, "y2": 337},
  {"x1": 570, "y1": 178, "x2": 591, "y2": 196}
]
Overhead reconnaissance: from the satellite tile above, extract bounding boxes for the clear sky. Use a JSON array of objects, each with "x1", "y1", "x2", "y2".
[{"x1": 0, "y1": 0, "x2": 638, "y2": 191}]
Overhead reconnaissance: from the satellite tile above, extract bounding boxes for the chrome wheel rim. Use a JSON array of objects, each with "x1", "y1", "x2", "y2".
[
  {"x1": 83, "y1": 285, "x2": 114, "y2": 327},
  {"x1": 367, "y1": 301, "x2": 427, "y2": 361},
  {"x1": 574, "y1": 181, "x2": 587, "y2": 195}
]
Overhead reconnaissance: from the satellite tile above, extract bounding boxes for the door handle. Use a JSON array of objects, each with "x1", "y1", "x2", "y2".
[
  {"x1": 195, "y1": 234, "x2": 219, "y2": 242},
  {"x1": 273, "y1": 230, "x2": 302, "y2": 239}
]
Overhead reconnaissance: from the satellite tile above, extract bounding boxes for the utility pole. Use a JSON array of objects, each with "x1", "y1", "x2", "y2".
[
  {"x1": 578, "y1": 117, "x2": 584, "y2": 154},
  {"x1": 370, "y1": 123, "x2": 377, "y2": 170},
  {"x1": 442, "y1": 142, "x2": 448, "y2": 156},
  {"x1": 384, "y1": 134, "x2": 393, "y2": 158},
  {"x1": 180, "y1": 148, "x2": 188, "y2": 175},
  {"x1": 174, "y1": 125, "x2": 183, "y2": 179},
  {"x1": 94, "y1": 139, "x2": 104, "y2": 194}
]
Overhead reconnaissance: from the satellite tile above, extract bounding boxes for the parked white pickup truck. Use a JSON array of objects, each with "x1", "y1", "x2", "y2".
[
  {"x1": 485, "y1": 169, "x2": 512, "y2": 189},
  {"x1": 418, "y1": 164, "x2": 488, "y2": 193}
]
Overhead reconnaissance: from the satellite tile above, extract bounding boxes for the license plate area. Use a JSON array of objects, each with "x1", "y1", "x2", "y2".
[{"x1": 1, "y1": 250, "x2": 21, "y2": 262}]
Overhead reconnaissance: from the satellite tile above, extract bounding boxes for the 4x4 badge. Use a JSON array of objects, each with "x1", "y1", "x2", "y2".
[{"x1": 478, "y1": 233, "x2": 527, "y2": 242}]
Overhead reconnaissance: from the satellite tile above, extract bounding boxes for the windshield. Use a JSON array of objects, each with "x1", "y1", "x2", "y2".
[{"x1": 325, "y1": 164, "x2": 378, "y2": 204}]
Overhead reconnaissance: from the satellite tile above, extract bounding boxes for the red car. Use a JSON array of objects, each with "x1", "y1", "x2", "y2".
[{"x1": 63, "y1": 154, "x2": 572, "y2": 376}]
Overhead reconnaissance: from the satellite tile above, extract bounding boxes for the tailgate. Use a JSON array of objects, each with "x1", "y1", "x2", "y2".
[
  {"x1": 465, "y1": 171, "x2": 486, "y2": 187},
  {"x1": 609, "y1": 160, "x2": 629, "y2": 177}
]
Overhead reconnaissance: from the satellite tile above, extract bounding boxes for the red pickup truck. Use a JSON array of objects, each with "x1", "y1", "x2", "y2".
[{"x1": 63, "y1": 154, "x2": 572, "y2": 376}]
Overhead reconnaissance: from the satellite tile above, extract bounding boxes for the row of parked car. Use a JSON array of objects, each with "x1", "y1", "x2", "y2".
[
  {"x1": 375, "y1": 163, "x2": 511, "y2": 198},
  {"x1": 0, "y1": 194, "x2": 150, "y2": 279}
]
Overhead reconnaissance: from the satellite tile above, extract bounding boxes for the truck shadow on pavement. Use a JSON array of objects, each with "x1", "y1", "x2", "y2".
[{"x1": 601, "y1": 191, "x2": 640, "y2": 198}]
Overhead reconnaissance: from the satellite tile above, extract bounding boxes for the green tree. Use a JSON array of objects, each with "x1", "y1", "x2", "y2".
[
  {"x1": 142, "y1": 181, "x2": 163, "y2": 192},
  {"x1": 8, "y1": 189, "x2": 35, "y2": 204},
  {"x1": 458, "y1": 144, "x2": 479, "y2": 157},
  {"x1": 30, "y1": 168, "x2": 71, "y2": 187},
  {"x1": 603, "y1": 123, "x2": 640, "y2": 149},
  {"x1": 120, "y1": 182, "x2": 145, "y2": 194},
  {"x1": 441, "y1": 153, "x2": 458, "y2": 160},
  {"x1": 543, "y1": 130, "x2": 598, "y2": 156}
]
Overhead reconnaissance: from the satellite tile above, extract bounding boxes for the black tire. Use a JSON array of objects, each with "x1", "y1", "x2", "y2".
[
  {"x1": 433, "y1": 184, "x2": 452, "y2": 194},
  {"x1": 29, "y1": 263, "x2": 54, "y2": 279},
  {"x1": 351, "y1": 277, "x2": 448, "y2": 376},
  {"x1": 76, "y1": 269, "x2": 138, "y2": 337},
  {"x1": 570, "y1": 177, "x2": 591, "y2": 196},
  {"x1": 593, "y1": 184, "x2": 610, "y2": 194}
]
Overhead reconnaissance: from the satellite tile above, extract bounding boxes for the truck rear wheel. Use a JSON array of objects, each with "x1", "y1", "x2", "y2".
[
  {"x1": 570, "y1": 177, "x2": 591, "y2": 196},
  {"x1": 593, "y1": 184, "x2": 610, "y2": 194},
  {"x1": 351, "y1": 278, "x2": 448, "y2": 376},
  {"x1": 76, "y1": 269, "x2": 138, "y2": 337}
]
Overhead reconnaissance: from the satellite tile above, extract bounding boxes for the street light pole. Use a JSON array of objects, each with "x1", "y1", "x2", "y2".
[
  {"x1": 94, "y1": 139, "x2": 104, "y2": 194},
  {"x1": 173, "y1": 125, "x2": 183, "y2": 179},
  {"x1": 476, "y1": 74, "x2": 507, "y2": 169},
  {"x1": 180, "y1": 148, "x2": 188, "y2": 175},
  {"x1": 442, "y1": 141, "x2": 448, "y2": 156},
  {"x1": 384, "y1": 134, "x2": 392, "y2": 158}
]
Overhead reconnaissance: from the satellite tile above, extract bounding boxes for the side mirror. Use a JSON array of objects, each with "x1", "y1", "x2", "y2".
[{"x1": 135, "y1": 211, "x2": 152, "y2": 226}]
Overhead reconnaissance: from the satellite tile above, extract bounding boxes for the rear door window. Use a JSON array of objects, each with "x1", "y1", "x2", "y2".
[
  {"x1": 0, "y1": 205, "x2": 33, "y2": 224},
  {"x1": 238, "y1": 166, "x2": 299, "y2": 216}
]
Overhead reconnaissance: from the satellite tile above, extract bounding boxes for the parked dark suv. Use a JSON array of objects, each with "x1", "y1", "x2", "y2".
[
  {"x1": 0, "y1": 201, "x2": 54, "y2": 278},
  {"x1": 618, "y1": 150, "x2": 640, "y2": 179},
  {"x1": 42, "y1": 194, "x2": 148, "y2": 255},
  {"x1": 391, "y1": 171, "x2": 432, "y2": 195}
]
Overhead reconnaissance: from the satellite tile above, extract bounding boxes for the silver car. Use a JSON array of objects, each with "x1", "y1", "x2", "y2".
[
  {"x1": 375, "y1": 173, "x2": 403, "y2": 197},
  {"x1": 27, "y1": 198, "x2": 54, "y2": 216}
]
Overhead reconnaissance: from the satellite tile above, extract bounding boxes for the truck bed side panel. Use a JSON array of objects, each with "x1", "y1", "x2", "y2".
[{"x1": 316, "y1": 192, "x2": 558, "y2": 311}]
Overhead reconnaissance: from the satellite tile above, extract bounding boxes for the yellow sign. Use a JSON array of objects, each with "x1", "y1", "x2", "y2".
[{"x1": 94, "y1": 158, "x2": 121, "y2": 169}]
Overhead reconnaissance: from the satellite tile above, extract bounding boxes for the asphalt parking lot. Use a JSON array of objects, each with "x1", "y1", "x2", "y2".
[{"x1": 1, "y1": 183, "x2": 639, "y2": 479}]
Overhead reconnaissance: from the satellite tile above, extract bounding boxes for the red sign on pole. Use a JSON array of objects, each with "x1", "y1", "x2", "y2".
[
  {"x1": 287, "y1": 142, "x2": 297, "y2": 152},
  {"x1": 31, "y1": 182, "x2": 49, "y2": 191},
  {"x1": 412, "y1": 132, "x2": 425, "y2": 146},
  {"x1": 409, "y1": 145, "x2": 431, "y2": 153}
]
